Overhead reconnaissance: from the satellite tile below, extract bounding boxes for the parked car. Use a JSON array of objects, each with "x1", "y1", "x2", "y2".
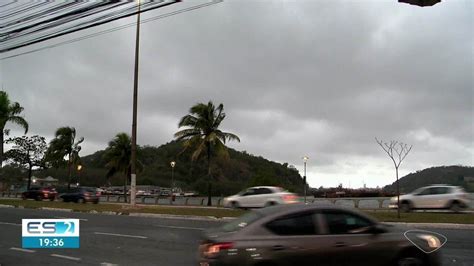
[
  {"x1": 389, "y1": 185, "x2": 470, "y2": 212},
  {"x1": 60, "y1": 187, "x2": 100, "y2": 204},
  {"x1": 223, "y1": 186, "x2": 299, "y2": 208},
  {"x1": 199, "y1": 204, "x2": 442, "y2": 266},
  {"x1": 21, "y1": 187, "x2": 58, "y2": 201}
]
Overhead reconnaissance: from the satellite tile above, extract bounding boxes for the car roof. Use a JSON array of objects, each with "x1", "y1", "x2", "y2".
[
  {"x1": 253, "y1": 203, "x2": 378, "y2": 223},
  {"x1": 249, "y1": 186, "x2": 281, "y2": 190}
]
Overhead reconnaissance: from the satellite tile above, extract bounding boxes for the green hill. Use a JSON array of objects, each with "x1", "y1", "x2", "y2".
[
  {"x1": 383, "y1": 165, "x2": 474, "y2": 193},
  {"x1": 35, "y1": 140, "x2": 305, "y2": 196}
]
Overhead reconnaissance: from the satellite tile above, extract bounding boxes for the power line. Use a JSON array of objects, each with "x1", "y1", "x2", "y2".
[{"x1": 0, "y1": 0, "x2": 222, "y2": 61}]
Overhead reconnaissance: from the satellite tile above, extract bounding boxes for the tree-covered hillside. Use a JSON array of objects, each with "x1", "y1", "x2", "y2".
[
  {"x1": 34, "y1": 140, "x2": 305, "y2": 196},
  {"x1": 383, "y1": 165, "x2": 474, "y2": 193}
]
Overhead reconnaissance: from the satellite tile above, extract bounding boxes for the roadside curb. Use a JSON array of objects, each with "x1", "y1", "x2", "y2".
[
  {"x1": 40, "y1": 207, "x2": 73, "y2": 212},
  {"x1": 129, "y1": 212, "x2": 226, "y2": 221},
  {"x1": 385, "y1": 222, "x2": 474, "y2": 230},
  {"x1": 0, "y1": 204, "x2": 14, "y2": 208}
]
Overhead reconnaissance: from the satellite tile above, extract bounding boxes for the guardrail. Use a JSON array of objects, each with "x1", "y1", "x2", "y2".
[{"x1": 2, "y1": 192, "x2": 472, "y2": 209}]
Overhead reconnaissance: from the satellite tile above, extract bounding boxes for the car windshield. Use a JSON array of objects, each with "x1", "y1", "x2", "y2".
[{"x1": 220, "y1": 212, "x2": 262, "y2": 232}]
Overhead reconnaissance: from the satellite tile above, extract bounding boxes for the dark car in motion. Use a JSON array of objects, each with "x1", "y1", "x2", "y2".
[
  {"x1": 21, "y1": 187, "x2": 58, "y2": 201},
  {"x1": 199, "y1": 204, "x2": 441, "y2": 266},
  {"x1": 60, "y1": 187, "x2": 100, "y2": 204}
]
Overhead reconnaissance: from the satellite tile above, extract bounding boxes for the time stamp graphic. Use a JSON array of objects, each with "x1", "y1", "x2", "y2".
[{"x1": 21, "y1": 219, "x2": 80, "y2": 248}]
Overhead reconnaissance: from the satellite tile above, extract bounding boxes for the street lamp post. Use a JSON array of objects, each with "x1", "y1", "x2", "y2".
[
  {"x1": 77, "y1": 164, "x2": 82, "y2": 187},
  {"x1": 170, "y1": 161, "x2": 176, "y2": 192},
  {"x1": 303, "y1": 156, "x2": 309, "y2": 203}
]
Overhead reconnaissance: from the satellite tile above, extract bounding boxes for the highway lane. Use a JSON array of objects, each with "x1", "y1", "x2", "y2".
[{"x1": 0, "y1": 208, "x2": 473, "y2": 266}]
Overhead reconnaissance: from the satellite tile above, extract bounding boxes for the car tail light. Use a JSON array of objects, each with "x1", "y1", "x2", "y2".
[
  {"x1": 282, "y1": 194, "x2": 298, "y2": 203},
  {"x1": 203, "y1": 242, "x2": 233, "y2": 256}
]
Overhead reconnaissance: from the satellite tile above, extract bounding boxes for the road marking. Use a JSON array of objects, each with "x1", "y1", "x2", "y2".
[
  {"x1": 153, "y1": 224, "x2": 204, "y2": 231},
  {"x1": 55, "y1": 216, "x2": 88, "y2": 222},
  {"x1": 100, "y1": 263, "x2": 119, "y2": 266},
  {"x1": 0, "y1": 221, "x2": 21, "y2": 226},
  {"x1": 50, "y1": 254, "x2": 81, "y2": 261},
  {"x1": 10, "y1": 247, "x2": 35, "y2": 253},
  {"x1": 94, "y1": 232, "x2": 148, "y2": 239}
]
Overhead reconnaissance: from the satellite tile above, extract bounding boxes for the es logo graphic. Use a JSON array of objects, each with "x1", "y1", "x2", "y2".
[{"x1": 22, "y1": 219, "x2": 80, "y2": 249}]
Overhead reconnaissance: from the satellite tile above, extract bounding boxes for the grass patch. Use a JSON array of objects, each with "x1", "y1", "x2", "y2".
[
  {"x1": 363, "y1": 210, "x2": 474, "y2": 224},
  {"x1": 0, "y1": 199, "x2": 246, "y2": 218},
  {"x1": 1, "y1": 199, "x2": 472, "y2": 223}
]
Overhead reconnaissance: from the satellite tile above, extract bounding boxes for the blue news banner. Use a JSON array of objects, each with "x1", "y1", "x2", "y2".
[{"x1": 22, "y1": 219, "x2": 80, "y2": 248}]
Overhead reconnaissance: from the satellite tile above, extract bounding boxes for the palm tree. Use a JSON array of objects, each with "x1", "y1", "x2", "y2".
[
  {"x1": 103, "y1": 133, "x2": 141, "y2": 203},
  {"x1": 0, "y1": 91, "x2": 29, "y2": 167},
  {"x1": 175, "y1": 101, "x2": 240, "y2": 206},
  {"x1": 46, "y1": 127, "x2": 84, "y2": 189}
]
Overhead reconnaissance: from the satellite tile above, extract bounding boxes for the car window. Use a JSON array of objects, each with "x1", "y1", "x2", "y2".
[
  {"x1": 323, "y1": 211, "x2": 373, "y2": 234},
  {"x1": 256, "y1": 188, "x2": 273, "y2": 195},
  {"x1": 242, "y1": 189, "x2": 256, "y2": 196},
  {"x1": 434, "y1": 187, "x2": 449, "y2": 194},
  {"x1": 417, "y1": 188, "x2": 432, "y2": 195},
  {"x1": 265, "y1": 212, "x2": 318, "y2": 235}
]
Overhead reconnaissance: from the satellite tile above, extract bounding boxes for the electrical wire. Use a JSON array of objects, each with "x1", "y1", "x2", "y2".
[{"x1": 0, "y1": 0, "x2": 222, "y2": 61}]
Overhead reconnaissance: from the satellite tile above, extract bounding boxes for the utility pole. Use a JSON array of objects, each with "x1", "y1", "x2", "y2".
[{"x1": 130, "y1": 0, "x2": 141, "y2": 206}]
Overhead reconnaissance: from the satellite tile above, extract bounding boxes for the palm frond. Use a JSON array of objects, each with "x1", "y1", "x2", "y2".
[{"x1": 7, "y1": 116, "x2": 28, "y2": 134}]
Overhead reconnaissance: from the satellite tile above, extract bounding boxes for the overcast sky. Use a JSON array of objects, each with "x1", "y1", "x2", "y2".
[{"x1": 1, "y1": 0, "x2": 472, "y2": 188}]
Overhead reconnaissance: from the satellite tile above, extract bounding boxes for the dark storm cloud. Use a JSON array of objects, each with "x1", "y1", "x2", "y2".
[{"x1": 1, "y1": 0, "x2": 472, "y2": 187}]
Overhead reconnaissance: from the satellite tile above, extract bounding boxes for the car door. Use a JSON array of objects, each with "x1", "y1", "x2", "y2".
[
  {"x1": 259, "y1": 211, "x2": 323, "y2": 265},
  {"x1": 254, "y1": 188, "x2": 273, "y2": 207},
  {"x1": 432, "y1": 186, "x2": 450, "y2": 208},
  {"x1": 412, "y1": 187, "x2": 434, "y2": 208},
  {"x1": 238, "y1": 188, "x2": 257, "y2": 207},
  {"x1": 318, "y1": 210, "x2": 395, "y2": 266}
]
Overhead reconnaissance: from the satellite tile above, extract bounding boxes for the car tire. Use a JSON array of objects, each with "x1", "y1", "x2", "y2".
[
  {"x1": 450, "y1": 201, "x2": 462, "y2": 213},
  {"x1": 49, "y1": 197, "x2": 55, "y2": 201},
  {"x1": 35, "y1": 195, "x2": 42, "y2": 201},
  {"x1": 396, "y1": 253, "x2": 425, "y2": 266},
  {"x1": 400, "y1": 201, "x2": 412, "y2": 213},
  {"x1": 77, "y1": 198, "x2": 85, "y2": 204},
  {"x1": 93, "y1": 200, "x2": 99, "y2": 204},
  {"x1": 230, "y1": 201, "x2": 239, "y2": 209},
  {"x1": 265, "y1": 201, "x2": 277, "y2": 207},
  {"x1": 21, "y1": 194, "x2": 27, "y2": 200}
]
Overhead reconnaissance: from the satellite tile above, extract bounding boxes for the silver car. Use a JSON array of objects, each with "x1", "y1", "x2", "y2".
[{"x1": 199, "y1": 204, "x2": 441, "y2": 266}]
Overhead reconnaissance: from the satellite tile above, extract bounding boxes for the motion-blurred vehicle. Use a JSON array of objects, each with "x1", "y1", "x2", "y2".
[
  {"x1": 223, "y1": 186, "x2": 299, "y2": 208},
  {"x1": 389, "y1": 185, "x2": 470, "y2": 212},
  {"x1": 199, "y1": 204, "x2": 442, "y2": 266},
  {"x1": 21, "y1": 187, "x2": 58, "y2": 201},
  {"x1": 60, "y1": 187, "x2": 100, "y2": 204}
]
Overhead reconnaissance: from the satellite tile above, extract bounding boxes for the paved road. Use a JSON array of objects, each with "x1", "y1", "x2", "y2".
[{"x1": 0, "y1": 208, "x2": 473, "y2": 266}]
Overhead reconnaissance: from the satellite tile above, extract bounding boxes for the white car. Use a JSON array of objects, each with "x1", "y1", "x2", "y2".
[
  {"x1": 223, "y1": 186, "x2": 299, "y2": 208},
  {"x1": 389, "y1": 185, "x2": 470, "y2": 212}
]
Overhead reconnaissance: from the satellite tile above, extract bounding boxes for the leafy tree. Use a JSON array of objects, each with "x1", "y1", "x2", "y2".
[
  {"x1": 103, "y1": 133, "x2": 142, "y2": 202},
  {"x1": 0, "y1": 91, "x2": 29, "y2": 167},
  {"x1": 46, "y1": 127, "x2": 84, "y2": 189},
  {"x1": 175, "y1": 101, "x2": 240, "y2": 206},
  {"x1": 4, "y1": 135, "x2": 47, "y2": 189}
]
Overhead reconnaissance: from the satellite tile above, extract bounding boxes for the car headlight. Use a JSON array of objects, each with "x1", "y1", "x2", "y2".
[{"x1": 417, "y1": 234, "x2": 441, "y2": 249}]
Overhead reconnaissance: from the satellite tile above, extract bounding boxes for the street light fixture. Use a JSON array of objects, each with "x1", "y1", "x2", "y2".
[
  {"x1": 302, "y1": 156, "x2": 309, "y2": 203},
  {"x1": 77, "y1": 164, "x2": 82, "y2": 187}
]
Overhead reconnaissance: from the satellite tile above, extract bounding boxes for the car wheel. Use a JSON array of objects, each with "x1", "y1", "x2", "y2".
[
  {"x1": 397, "y1": 254, "x2": 424, "y2": 266},
  {"x1": 78, "y1": 198, "x2": 86, "y2": 204},
  {"x1": 49, "y1": 197, "x2": 55, "y2": 201},
  {"x1": 21, "y1": 194, "x2": 27, "y2": 200},
  {"x1": 93, "y1": 200, "x2": 99, "y2": 204},
  {"x1": 35, "y1": 195, "x2": 42, "y2": 201},
  {"x1": 450, "y1": 201, "x2": 462, "y2": 213},
  {"x1": 230, "y1": 201, "x2": 239, "y2": 209},
  {"x1": 265, "y1": 201, "x2": 277, "y2": 207},
  {"x1": 400, "y1": 201, "x2": 412, "y2": 213}
]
